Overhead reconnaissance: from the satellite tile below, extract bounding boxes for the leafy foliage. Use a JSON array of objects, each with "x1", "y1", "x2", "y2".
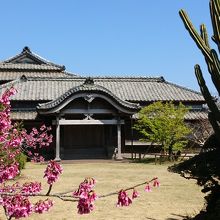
[
  {"x1": 16, "y1": 152, "x2": 27, "y2": 170},
  {"x1": 170, "y1": 0, "x2": 220, "y2": 219},
  {"x1": 135, "y1": 102, "x2": 191, "y2": 156}
]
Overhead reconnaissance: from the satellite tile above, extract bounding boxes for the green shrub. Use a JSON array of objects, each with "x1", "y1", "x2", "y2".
[{"x1": 16, "y1": 152, "x2": 27, "y2": 170}]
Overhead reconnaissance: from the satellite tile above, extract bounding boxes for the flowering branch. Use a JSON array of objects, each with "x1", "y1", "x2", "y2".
[
  {"x1": 99, "y1": 177, "x2": 159, "y2": 198},
  {"x1": 0, "y1": 177, "x2": 160, "y2": 200}
]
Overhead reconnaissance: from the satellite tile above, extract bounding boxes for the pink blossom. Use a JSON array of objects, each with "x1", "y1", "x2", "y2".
[
  {"x1": 77, "y1": 198, "x2": 95, "y2": 214},
  {"x1": 0, "y1": 88, "x2": 56, "y2": 219},
  {"x1": 117, "y1": 190, "x2": 132, "y2": 207},
  {"x1": 0, "y1": 182, "x2": 20, "y2": 193},
  {"x1": 7, "y1": 87, "x2": 17, "y2": 96},
  {"x1": 153, "y1": 178, "x2": 160, "y2": 187},
  {"x1": 2, "y1": 194, "x2": 32, "y2": 219},
  {"x1": 21, "y1": 125, "x2": 53, "y2": 162},
  {"x1": 34, "y1": 199, "x2": 53, "y2": 214},
  {"x1": 0, "y1": 118, "x2": 10, "y2": 131},
  {"x1": 40, "y1": 125, "x2": 46, "y2": 131},
  {"x1": 44, "y1": 161, "x2": 63, "y2": 185},
  {"x1": 88, "y1": 190, "x2": 98, "y2": 202},
  {"x1": 0, "y1": 88, "x2": 17, "y2": 108},
  {"x1": 77, "y1": 190, "x2": 97, "y2": 214},
  {"x1": 132, "y1": 188, "x2": 139, "y2": 199},
  {"x1": 32, "y1": 128, "x2": 39, "y2": 135},
  {"x1": 0, "y1": 164, "x2": 20, "y2": 183},
  {"x1": 31, "y1": 155, "x2": 45, "y2": 163},
  {"x1": 73, "y1": 178, "x2": 96, "y2": 198},
  {"x1": 144, "y1": 184, "x2": 152, "y2": 192},
  {"x1": 73, "y1": 178, "x2": 97, "y2": 214},
  {"x1": 9, "y1": 137, "x2": 22, "y2": 147},
  {"x1": 21, "y1": 182, "x2": 42, "y2": 195}
]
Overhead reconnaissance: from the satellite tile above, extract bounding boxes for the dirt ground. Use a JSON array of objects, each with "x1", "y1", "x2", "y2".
[{"x1": 0, "y1": 161, "x2": 204, "y2": 220}]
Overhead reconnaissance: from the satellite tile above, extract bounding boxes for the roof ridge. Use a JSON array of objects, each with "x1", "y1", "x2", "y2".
[
  {"x1": 2, "y1": 47, "x2": 65, "y2": 71},
  {"x1": 23, "y1": 76, "x2": 164, "y2": 82},
  {"x1": 81, "y1": 76, "x2": 164, "y2": 80},
  {"x1": 62, "y1": 71, "x2": 79, "y2": 77},
  {"x1": 25, "y1": 76, "x2": 84, "y2": 81}
]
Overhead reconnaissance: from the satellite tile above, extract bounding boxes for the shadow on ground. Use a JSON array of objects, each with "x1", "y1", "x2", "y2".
[{"x1": 166, "y1": 213, "x2": 189, "y2": 220}]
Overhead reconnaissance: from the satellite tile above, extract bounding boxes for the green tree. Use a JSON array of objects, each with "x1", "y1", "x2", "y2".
[{"x1": 135, "y1": 102, "x2": 191, "y2": 159}]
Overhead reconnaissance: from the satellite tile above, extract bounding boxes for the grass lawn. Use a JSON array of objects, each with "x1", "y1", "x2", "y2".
[{"x1": 0, "y1": 161, "x2": 204, "y2": 220}]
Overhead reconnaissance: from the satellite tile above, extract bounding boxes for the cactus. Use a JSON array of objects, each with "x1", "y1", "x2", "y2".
[
  {"x1": 169, "y1": 4, "x2": 220, "y2": 217},
  {"x1": 179, "y1": 0, "x2": 220, "y2": 144}
]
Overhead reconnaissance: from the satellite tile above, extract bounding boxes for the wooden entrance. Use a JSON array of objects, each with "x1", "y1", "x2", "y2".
[
  {"x1": 37, "y1": 78, "x2": 139, "y2": 160},
  {"x1": 61, "y1": 125, "x2": 106, "y2": 159}
]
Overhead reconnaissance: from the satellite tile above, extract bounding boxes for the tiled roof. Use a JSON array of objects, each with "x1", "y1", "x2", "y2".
[
  {"x1": 0, "y1": 63, "x2": 63, "y2": 71},
  {"x1": 3, "y1": 47, "x2": 65, "y2": 70},
  {"x1": 0, "y1": 47, "x2": 78, "y2": 79},
  {"x1": 184, "y1": 110, "x2": 208, "y2": 120},
  {"x1": 38, "y1": 78, "x2": 140, "y2": 111},
  {"x1": 10, "y1": 109, "x2": 208, "y2": 121},
  {"x1": 11, "y1": 111, "x2": 38, "y2": 120},
  {"x1": 133, "y1": 110, "x2": 208, "y2": 121},
  {"x1": 0, "y1": 71, "x2": 76, "y2": 80},
  {"x1": 0, "y1": 76, "x2": 205, "y2": 103}
]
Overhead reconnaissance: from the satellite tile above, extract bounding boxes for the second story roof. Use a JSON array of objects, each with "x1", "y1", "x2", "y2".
[{"x1": 0, "y1": 47, "x2": 77, "y2": 80}]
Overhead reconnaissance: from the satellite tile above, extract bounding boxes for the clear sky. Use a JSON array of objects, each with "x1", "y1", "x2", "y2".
[{"x1": 0, "y1": 0, "x2": 217, "y2": 94}]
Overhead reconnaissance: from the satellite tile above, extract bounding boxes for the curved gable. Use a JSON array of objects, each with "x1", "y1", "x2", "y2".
[{"x1": 37, "y1": 78, "x2": 140, "y2": 115}]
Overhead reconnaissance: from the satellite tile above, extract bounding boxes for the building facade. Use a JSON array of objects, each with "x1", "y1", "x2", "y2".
[{"x1": 0, "y1": 47, "x2": 207, "y2": 160}]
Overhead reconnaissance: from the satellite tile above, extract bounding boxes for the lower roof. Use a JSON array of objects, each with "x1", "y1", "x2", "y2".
[
  {"x1": 0, "y1": 76, "x2": 205, "y2": 103},
  {"x1": 10, "y1": 109, "x2": 208, "y2": 121}
]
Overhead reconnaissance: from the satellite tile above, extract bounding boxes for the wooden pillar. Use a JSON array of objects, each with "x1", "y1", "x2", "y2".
[
  {"x1": 55, "y1": 117, "x2": 61, "y2": 161},
  {"x1": 131, "y1": 115, "x2": 134, "y2": 159},
  {"x1": 117, "y1": 122, "x2": 123, "y2": 160}
]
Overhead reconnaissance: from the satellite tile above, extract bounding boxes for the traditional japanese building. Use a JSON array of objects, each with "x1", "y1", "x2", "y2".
[{"x1": 0, "y1": 47, "x2": 207, "y2": 160}]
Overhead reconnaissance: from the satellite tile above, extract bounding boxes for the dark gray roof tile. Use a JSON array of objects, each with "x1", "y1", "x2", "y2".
[
  {"x1": 3, "y1": 47, "x2": 65, "y2": 70},
  {"x1": 38, "y1": 80, "x2": 140, "y2": 111},
  {"x1": 0, "y1": 76, "x2": 204, "y2": 103},
  {"x1": 0, "y1": 71, "x2": 77, "y2": 80},
  {"x1": 184, "y1": 111, "x2": 208, "y2": 120},
  {"x1": 0, "y1": 63, "x2": 62, "y2": 71},
  {"x1": 11, "y1": 111, "x2": 38, "y2": 120}
]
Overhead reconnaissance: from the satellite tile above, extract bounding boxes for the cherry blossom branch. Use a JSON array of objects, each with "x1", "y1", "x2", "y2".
[
  {"x1": 0, "y1": 192, "x2": 78, "y2": 202},
  {"x1": 46, "y1": 185, "x2": 52, "y2": 196},
  {"x1": 99, "y1": 177, "x2": 158, "y2": 198},
  {"x1": 0, "y1": 177, "x2": 158, "y2": 201}
]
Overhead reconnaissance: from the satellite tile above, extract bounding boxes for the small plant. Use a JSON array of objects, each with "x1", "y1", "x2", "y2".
[{"x1": 16, "y1": 152, "x2": 27, "y2": 170}]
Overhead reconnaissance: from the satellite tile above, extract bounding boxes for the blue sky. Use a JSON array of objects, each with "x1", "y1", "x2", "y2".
[{"x1": 0, "y1": 0, "x2": 217, "y2": 94}]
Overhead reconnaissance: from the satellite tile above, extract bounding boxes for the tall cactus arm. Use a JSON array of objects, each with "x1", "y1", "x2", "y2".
[
  {"x1": 210, "y1": 0, "x2": 220, "y2": 52},
  {"x1": 210, "y1": 50, "x2": 220, "y2": 95},
  {"x1": 200, "y1": 24, "x2": 214, "y2": 74},
  {"x1": 195, "y1": 64, "x2": 220, "y2": 121},
  {"x1": 200, "y1": 24, "x2": 211, "y2": 48},
  {"x1": 179, "y1": 10, "x2": 212, "y2": 62}
]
